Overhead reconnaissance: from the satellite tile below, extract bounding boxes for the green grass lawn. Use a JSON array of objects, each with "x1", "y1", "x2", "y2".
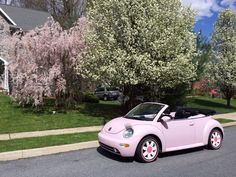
[
  {"x1": 0, "y1": 131, "x2": 98, "y2": 153},
  {"x1": 216, "y1": 118, "x2": 235, "y2": 124},
  {"x1": 0, "y1": 118, "x2": 234, "y2": 153},
  {"x1": 0, "y1": 93, "x2": 235, "y2": 153},
  {"x1": 1, "y1": 94, "x2": 236, "y2": 134},
  {"x1": 187, "y1": 96, "x2": 236, "y2": 113},
  {"x1": 0, "y1": 94, "x2": 123, "y2": 134}
]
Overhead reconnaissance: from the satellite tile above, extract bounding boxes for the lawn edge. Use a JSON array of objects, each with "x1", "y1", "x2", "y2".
[
  {"x1": 0, "y1": 140, "x2": 99, "y2": 161},
  {"x1": 0, "y1": 126, "x2": 102, "y2": 141},
  {"x1": 1, "y1": 122, "x2": 235, "y2": 162}
]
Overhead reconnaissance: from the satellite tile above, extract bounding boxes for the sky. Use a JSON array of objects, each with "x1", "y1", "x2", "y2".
[{"x1": 181, "y1": 0, "x2": 236, "y2": 39}]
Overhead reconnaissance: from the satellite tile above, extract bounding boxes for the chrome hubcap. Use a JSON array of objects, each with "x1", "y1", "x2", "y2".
[
  {"x1": 142, "y1": 140, "x2": 158, "y2": 160},
  {"x1": 211, "y1": 131, "x2": 221, "y2": 148}
]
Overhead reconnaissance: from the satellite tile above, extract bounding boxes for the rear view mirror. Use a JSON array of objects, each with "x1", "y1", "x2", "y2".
[
  {"x1": 160, "y1": 114, "x2": 172, "y2": 122},
  {"x1": 161, "y1": 116, "x2": 171, "y2": 122}
]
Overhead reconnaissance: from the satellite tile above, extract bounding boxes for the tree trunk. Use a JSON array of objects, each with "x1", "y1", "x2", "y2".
[
  {"x1": 123, "y1": 85, "x2": 137, "y2": 110},
  {"x1": 221, "y1": 85, "x2": 233, "y2": 108},
  {"x1": 226, "y1": 97, "x2": 231, "y2": 107}
]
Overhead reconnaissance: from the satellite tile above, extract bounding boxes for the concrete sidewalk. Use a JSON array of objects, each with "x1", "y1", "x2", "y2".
[
  {"x1": 213, "y1": 112, "x2": 236, "y2": 120},
  {"x1": 0, "y1": 126, "x2": 102, "y2": 141}
]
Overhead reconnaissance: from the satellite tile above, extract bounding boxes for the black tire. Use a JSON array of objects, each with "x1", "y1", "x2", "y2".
[
  {"x1": 103, "y1": 96, "x2": 108, "y2": 101},
  {"x1": 136, "y1": 136, "x2": 159, "y2": 163},
  {"x1": 208, "y1": 128, "x2": 223, "y2": 150}
]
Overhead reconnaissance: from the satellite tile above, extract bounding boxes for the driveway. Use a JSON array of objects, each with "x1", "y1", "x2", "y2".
[{"x1": 0, "y1": 127, "x2": 235, "y2": 177}]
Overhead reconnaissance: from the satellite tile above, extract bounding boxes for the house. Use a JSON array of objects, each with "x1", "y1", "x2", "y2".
[{"x1": 0, "y1": 4, "x2": 50, "y2": 92}]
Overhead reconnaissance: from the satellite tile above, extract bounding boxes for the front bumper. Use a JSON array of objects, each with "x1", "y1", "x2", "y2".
[{"x1": 98, "y1": 131, "x2": 138, "y2": 157}]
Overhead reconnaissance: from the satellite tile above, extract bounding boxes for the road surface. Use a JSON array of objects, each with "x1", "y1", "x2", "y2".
[{"x1": 0, "y1": 127, "x2": 235, "y2": 177}]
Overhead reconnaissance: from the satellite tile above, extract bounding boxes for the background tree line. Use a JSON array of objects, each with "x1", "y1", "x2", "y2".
[{"x1": 1, "y1": 0, "x2": 235, "y2": 109}]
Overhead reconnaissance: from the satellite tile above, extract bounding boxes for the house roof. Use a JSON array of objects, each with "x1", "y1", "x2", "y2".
[{"x1": 0, "y1": 4, "x2": 50, "y2": 31}]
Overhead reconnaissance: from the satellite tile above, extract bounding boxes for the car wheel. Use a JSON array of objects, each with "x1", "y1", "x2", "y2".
[
  {"x1": 208, "y1": 129, "x2": 223, "y2": 150},
  {"x1": 136, "y1": 136, "x2": 159, "y2": 163},
  {"x1": 103, "y1": 96, "x2": 108, "y2": 101}
]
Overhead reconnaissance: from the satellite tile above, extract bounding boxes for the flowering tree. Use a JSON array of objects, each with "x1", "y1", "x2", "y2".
[
  {"x1": 193, "y1": 32, "x2": 211, "y2": 81},
  {"x1": 82, "y1": 0, "x2": 196, "y2": 108},
  {"x1": 208, "y1": 9, "x2": 236, "y2": 107},
  {"x1": 5, "y1": 17, "x2": 88, "y2": 107}
]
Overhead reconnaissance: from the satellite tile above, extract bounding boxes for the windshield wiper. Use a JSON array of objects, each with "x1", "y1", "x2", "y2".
[{"x1": 124, "y1": 115, "x2": 153, "y2": 121}]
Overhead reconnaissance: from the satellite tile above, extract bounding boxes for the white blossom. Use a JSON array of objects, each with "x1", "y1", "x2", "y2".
[
  {"x1": 208, "y1": 9, "x2": 236, "y2": 106},
  {"x1": 82, "y1": 0, "x2": 197, "y2": 89}
]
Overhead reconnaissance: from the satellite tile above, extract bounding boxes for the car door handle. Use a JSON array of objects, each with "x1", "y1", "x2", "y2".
[{"x1": 189, "y1": 122, "x2": 194, "y2": 126}]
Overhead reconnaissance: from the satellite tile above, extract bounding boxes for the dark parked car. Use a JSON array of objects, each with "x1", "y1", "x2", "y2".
[{"x1": 94, "y1": 87, "x2": 120, "y2": 101}]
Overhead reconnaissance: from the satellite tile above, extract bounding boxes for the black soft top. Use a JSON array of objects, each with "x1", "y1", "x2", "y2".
[{"x1": 175, "y1": 108, "x2": 216, "y2": 119}]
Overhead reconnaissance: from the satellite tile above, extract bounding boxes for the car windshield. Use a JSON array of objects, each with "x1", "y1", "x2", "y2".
[{"x1": 124, "y1": 103, "x2": 164, "y2": 121}]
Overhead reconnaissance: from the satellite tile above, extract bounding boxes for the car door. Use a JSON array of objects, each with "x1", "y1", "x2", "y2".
[{"x1": 161, "y1": 118, "x2": 196, "y2": 151}]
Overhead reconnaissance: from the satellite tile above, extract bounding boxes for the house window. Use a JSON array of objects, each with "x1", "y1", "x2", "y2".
[
  {"x1": 0, "y1": 60, "x2": 4, "y2": 76},
  {"x1": 0, "y1": 24, "x2": 4, "y2": 30},
  {"x1": 0, "y1": 60, "x2": 4, "y2": 89}
]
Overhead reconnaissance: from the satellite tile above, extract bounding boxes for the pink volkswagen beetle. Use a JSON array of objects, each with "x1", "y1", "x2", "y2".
[{"x1": 98, "y1": 102, "x2": 224, "y2": 163}]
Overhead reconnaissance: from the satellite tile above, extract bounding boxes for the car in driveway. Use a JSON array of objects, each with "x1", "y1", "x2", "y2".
[
  {"x1": 98, "y1": 102, "x2": 224, "y2": 163},
  {"x1": 94, "y1": 87, "x2": 120, "y2": 101}
]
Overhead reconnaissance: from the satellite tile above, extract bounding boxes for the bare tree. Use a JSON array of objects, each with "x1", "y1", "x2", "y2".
[
  {"x1": 0, "y1": 0, "x2": 47, "y2": 10},
  {"x1": 19, "y1": 0, "x2": 48, "y2": 11},
  {"x1": 0, "y1": 0, "x2": 11, "y2": 5},
  {"x1": 0, "y1": 0, "x2": 21, "y2": 6},
  {"x1": 48, "y1": 0, "x2": 87, "y2": 29},
  {"x1": 1, "y1": 0, "x2": 88, "y2": 29}
]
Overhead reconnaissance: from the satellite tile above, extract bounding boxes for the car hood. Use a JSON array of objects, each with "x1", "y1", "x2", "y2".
[{"x1": 103, "y1": 117, "x2": 150, "y2": 134}]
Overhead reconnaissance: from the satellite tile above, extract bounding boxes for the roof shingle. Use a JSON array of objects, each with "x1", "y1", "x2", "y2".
[{"x1": 0, "y1": 4, "x2": 50, "y2": 31}]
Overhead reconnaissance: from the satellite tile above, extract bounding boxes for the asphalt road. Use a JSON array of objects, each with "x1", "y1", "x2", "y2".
[{"x1": 0, "y1": 127, "x2": 235, "y2": 177}]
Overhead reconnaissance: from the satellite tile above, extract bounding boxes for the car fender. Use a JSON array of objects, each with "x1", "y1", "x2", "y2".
[
  {"x1": 132, "y1": 124, "x2": 165, "y2": 152},
  {"x1": 203, "y1": 119, "x2": 224, "y2": 145}
]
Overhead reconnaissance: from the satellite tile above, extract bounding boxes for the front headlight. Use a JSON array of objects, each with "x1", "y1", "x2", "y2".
[{"x1": 123, "y1": 128, "x2": 134, "y2": 138}]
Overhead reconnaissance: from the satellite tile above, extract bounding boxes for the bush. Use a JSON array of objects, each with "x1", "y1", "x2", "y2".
[
  {"x1": 82, "y1": 92, "x2": 99, "y2": 103},
  {"x1": 43, "y1": 97, "x2": 56, "y2": 107}
]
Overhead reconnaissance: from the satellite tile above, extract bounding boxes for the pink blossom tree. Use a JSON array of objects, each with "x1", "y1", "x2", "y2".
[{"x1": 5, "y1": 17, "x2": 88, "y2": 108}]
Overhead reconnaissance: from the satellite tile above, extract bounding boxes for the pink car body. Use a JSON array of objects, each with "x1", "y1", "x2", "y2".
[{"x1": 98, "y1": 102, "x2": 224, "y2": 162}]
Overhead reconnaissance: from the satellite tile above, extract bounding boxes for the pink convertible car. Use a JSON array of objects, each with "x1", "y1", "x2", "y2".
[{"x1": 98, "y1": 102, "x2": 224, "y2": 163}]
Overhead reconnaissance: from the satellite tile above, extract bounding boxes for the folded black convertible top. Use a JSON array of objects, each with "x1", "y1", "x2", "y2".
[{"x1": 176, "y1": 108, "x2": 216, "y2": 117}]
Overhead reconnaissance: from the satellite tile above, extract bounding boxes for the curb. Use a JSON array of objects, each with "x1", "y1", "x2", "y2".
[
  {"x1": 0, "y1": 141, "x2": 99, "y2": 161},
  {"x1": 0, "y1": 123, "x2": 235, "y2": 162},
  {"x1": 0, "y1": 126, "x2": 102, "y2": 141}
]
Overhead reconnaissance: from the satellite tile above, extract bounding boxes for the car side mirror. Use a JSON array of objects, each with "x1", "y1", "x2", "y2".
[{"x1": 160, "y1": 114, "x2": 172, "y2": 122}]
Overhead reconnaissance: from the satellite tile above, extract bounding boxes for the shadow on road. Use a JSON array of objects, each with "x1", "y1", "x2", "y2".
[
  {"x1": 97, "y1": 146, "x2": 206, "y2": 163},
  {"x1": 97, "y1": 147, "x2": 134, "y2": 163},
  {"x1": 159, "y1": 146, "x2": 205, "y2": 158}
]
